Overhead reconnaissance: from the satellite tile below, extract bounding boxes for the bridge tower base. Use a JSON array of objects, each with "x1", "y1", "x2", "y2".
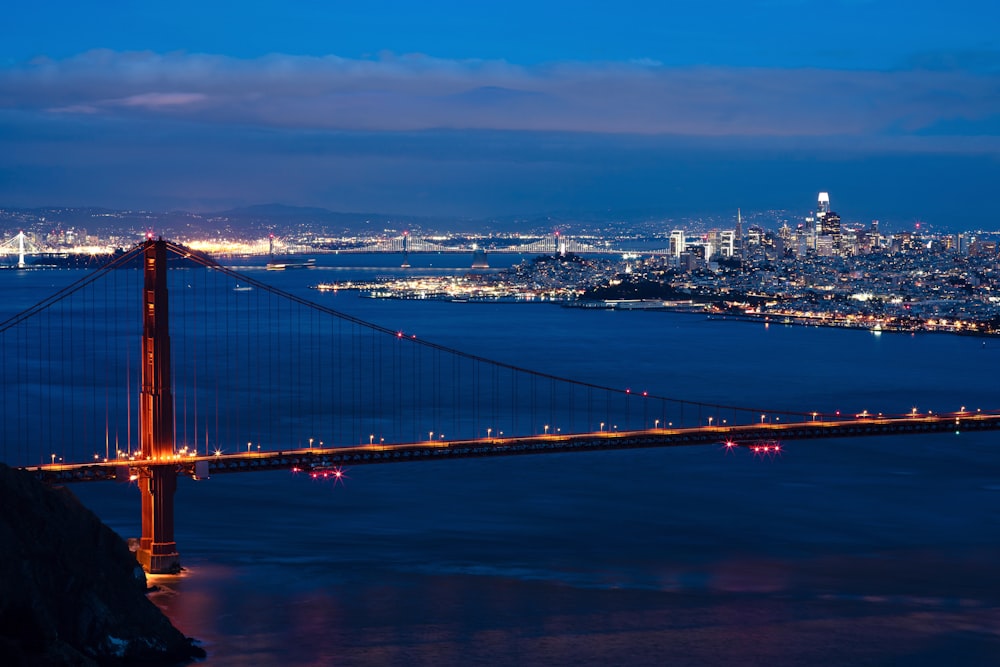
[
  {"x1": 137, "y1": 465, "x2": 180, "y2": 574},
  {"x1": 136, "y1": 238, "x2": 181, "y2": 574}
]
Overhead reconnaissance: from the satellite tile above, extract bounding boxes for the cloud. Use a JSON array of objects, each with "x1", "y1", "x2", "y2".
[
  {"x1": 1, "y1": 50, "x2": 998, "y2": 225},
  {"x1": 0, "y1": 50, "x2": 996, "y2": 144},
  {"x1": 115, "y1": 92, "x2": 207, "y2": 108},
  {"x1": 49, "y1": 91, "x2": 207, "y2": 114}
]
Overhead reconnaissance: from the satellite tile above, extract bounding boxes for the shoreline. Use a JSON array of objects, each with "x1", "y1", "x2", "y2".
[{"x1": 314, "y1": 283, "x2": 1000, "y2": 339}]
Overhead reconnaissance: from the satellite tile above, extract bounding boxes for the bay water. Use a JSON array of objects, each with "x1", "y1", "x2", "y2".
[{"x1": 7, "y1": 252, "x2": 999, "y2": 665}]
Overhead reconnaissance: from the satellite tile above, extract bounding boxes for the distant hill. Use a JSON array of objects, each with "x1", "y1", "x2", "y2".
[
  {"x1": 211, "y1": 204, "x2": 438, "y2": 235},
  {"x1": 0, "y1": 203, "x2": 686, "y2": 239}
]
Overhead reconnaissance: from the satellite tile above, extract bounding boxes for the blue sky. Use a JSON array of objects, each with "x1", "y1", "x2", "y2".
[{"x1": 2, "y1": 1, "x2": 998, "y2": 229}]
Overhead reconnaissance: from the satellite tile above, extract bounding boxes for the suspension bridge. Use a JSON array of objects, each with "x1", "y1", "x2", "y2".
[
  {"x1": 2, "y1": 238, "x2": 997, "y2": 573},
  {"x1": 334, "y1": 231, "x2": 637, "y2": 255},
  {"x1": 0, "y1": 230, "x2": 45, "y2": 267}
]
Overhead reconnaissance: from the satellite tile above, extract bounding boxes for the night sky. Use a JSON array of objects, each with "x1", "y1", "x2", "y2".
[{"x1": 2, "y1": 1, "x2": 998, "y2": 229}]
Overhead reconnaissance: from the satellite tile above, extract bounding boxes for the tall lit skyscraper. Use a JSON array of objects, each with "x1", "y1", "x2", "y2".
[
  {"x1": 817, "y1": 192, "x2": 830, "y2": 219},
  {"x1": 815, "y1": 192, "x2": 841, "y2": 252}
]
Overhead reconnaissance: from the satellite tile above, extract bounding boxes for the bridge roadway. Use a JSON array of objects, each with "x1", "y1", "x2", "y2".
[{"x1": 31, "y1": 411, "x2": 1000, "y2": 484}]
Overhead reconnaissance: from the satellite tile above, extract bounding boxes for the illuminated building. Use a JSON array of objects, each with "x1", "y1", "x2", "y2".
[
  {"x1": 815, "y1": 192, "x2": 841, "y2": 253},
  {"x1": 821, "y1": 211, "x2": 841, "y2": 238},
  {"x1": 719, "y1": 230, "x2": 735, "y2": 257},
  {"x1": 817, "y1": 192, "x2": 830, "y2": 219},
  {"x1": 670, "y1": 230, "x2": 685, "y2": 258},
  {"x1": 734, "y1": 209, "x2": 742, "y2": 259}
]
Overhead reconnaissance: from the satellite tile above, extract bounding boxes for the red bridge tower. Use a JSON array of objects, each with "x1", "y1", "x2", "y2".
[{"x1": 136, "y1": 238, "x2": 181, "y2": 574}]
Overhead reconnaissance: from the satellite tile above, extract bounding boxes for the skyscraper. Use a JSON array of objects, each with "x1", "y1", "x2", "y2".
[
  {"x1": 817, "y1": 192, "x2": 830, "y2": 219},
  {"x1": 670, "y1": 230, "x2": 685, "y2": 258},
  {"x1": 821, "y1": 211, "x2": 841, "y2": 238},
  {"x1": 815, "y1": 192, "x2": 841, "y2": 252},
  {"x1": 812, "y1": 192, "x2": 843, "y2": 253},
  {"x1": 734, "y1": 209, "x2": 742, "y2": 260}
]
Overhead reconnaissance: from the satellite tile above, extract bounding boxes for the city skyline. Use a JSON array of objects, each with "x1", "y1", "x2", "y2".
[{"x1": 1, "y1": 2, "x2": 998, "y2": 229}]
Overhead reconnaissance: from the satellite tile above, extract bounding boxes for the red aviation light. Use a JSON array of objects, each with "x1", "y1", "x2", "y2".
[{"x1": 330, "y1": 466, "x2": 347, "y2": 485}]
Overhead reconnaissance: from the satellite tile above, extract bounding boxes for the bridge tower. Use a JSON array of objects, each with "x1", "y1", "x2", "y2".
[
  {"x1": 401, "y1": 231, "x2": 411, "y2": 268},
  {"x1": 136, "y1": 238, "x2": 181, "y2": 574},
  {"x1": 17, "y1": 230, "x2": 26, "y2": 268}
]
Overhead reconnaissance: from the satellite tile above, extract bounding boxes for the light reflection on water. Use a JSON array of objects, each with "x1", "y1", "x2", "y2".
[
  {"x1": 75, "y1": 438, "x2": 1000, "y2": 666},
  {"x1": 144, "y1": 557, "x2": 1000, "y2": 667}
]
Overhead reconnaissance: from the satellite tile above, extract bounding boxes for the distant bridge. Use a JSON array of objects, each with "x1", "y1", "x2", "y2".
[
  {"x1": 334, "y1": 232, "x2": 647, "y2": 255},
  {"x1": 0, "y1": 230, "x2": 43, "y2": 267}
]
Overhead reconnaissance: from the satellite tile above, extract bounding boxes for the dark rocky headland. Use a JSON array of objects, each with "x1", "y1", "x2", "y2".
[{"x1": 0, "y1": 464, "x2": 205, "y2": 666}]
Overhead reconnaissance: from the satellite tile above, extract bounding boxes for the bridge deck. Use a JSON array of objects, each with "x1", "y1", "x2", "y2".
[{"x1": 30, "y1": 412, "x2": 1000, "y2": 484}]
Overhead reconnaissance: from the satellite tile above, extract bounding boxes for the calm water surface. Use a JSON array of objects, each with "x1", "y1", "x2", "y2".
[{"x1": 17, "y1": 253, "x2": 1000, "y2": 666}]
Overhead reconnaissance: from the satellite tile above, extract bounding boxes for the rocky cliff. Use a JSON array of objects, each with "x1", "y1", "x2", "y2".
[{"x1": 0, "y1": 464, "x2": 205, "y2": 665}]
